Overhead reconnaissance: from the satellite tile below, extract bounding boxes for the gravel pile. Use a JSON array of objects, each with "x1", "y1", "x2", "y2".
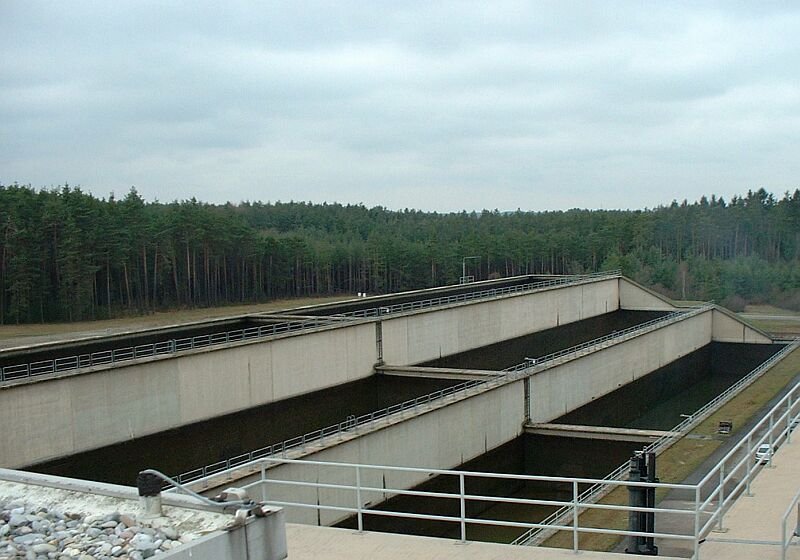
[{"x1": 0, "y1": 499, "x2": 188, "y2": 560}]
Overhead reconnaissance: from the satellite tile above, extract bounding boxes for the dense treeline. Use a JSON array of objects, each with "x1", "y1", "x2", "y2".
[{"x1": 1, "y1": 184, "x2": 799, "y2": 323}]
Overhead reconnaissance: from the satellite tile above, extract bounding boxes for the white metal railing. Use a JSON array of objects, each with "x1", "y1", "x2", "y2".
[
  {"x1": 172, "y1": 303, "x2": 695, "y2": 485},
  {"x1": 245, "y1": 456, "x2": 698, "y2": 548},
  {"x1": 0, "y1": 271, "x2": 621, "y2": 384},
  {"x1": 164, "y1": 377, "x2": 800, "y2": 559},
  {"x1": 781, "y1": 487, "x2": 800, "y2": 560},
  {"x1": 512, "y1": 338, "x2": 800, "y2": 546}
]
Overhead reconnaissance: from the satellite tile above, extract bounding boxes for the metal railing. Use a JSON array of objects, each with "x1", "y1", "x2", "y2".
[
  {"x1": 166, "y1": 377, "x2": 800, "y2": 559},
  {"x1": 172, "y1": 305, "x2": 704, "y2": 485},
  {"x1": 244, "y1": 456, "x2": 698, "y2": 549},
  {"x1": 172, "y1": 377, "x2": 497, "y2": 484},
  {"x1": 336, "y1": 271, "x2": 621, "y2": 319},
  {"x1": 503, "y1": 306, "x2": 707, "y2": 374},
  {"x1": 0, "y1": 271, "x2": 621, "y2": 384},
  {"x1": 512, "y1": 337, "x2": 800, "y2": 546},
  {"x1": 0, "y1": 317, "x2": 343, "y2": 383},
  {"x1": 781, "y1": 487, "x2": 800, "y2": 560}
]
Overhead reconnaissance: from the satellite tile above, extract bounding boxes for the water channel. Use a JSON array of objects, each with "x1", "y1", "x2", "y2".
[{"x1": 336, "y1": 341, "x2": 786, "y2": 543}]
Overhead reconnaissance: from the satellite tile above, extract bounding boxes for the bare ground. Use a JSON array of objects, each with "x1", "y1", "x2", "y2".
[{"x1": 0, "y1": 296, "x2": 348, "y2": 349}]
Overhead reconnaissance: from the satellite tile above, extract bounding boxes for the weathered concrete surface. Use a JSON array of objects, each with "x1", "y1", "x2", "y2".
[
  {"x1": 712, "y1": 307, "x2": 774, "y2": 343},
  {"x1": 528, "y1": 310, "x2": 713, "y2": 423},
  {"x1": 376, "y1": 365, "x2": 502, "y2": 381},
  {"x1": 0, "y1": 322, "x2": 377, "y2": 469},
  {"x1": 699, "y1": 432, "x2": 800, "y2": 560},
  {"x1": 0, "y1": 468, "x2": 288, "y2": 560},
  {"x1": 1, "y1": 277, "x2": 773, "y2": 472},
  {"x1": 283, "y1": 523, "x2": 685, "y2": 560},
  {"x1": 618, "y1": 277, "x2": 677, "y2": 311},
  {"x1": 524, "y1": 423, "x2": 679, "y2": 443},
  {"x1": 381, "y1": 278, "x2": 619, "y2": 366},
  {"x1": 210, "y1": 380, "x2": 526, "y2": 527}
]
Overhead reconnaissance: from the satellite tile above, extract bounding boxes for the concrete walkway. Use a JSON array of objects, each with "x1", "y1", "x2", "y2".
[
  {"x1": 283, "y1": 433, "x2": 800, "y2": 560},
  {"x1": 284, "y1": 524, "x2": 683, "y2": 560},
  {"x1": 699, "y1": 432, "x2": 800, "y2": 560}
]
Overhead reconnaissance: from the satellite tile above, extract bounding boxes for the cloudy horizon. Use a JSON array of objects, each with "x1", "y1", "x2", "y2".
[{"x1": 2, "y1": 1, "x2": 799, "y2": 212}]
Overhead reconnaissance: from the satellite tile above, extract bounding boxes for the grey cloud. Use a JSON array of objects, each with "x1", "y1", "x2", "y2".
[{"x1": 2, "y1": 1, "x2": 800, "y2": 211}]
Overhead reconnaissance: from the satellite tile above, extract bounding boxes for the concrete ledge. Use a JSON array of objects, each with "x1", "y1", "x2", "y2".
[
  {"x1": 376, "y1": 365, "x2": 503, "y2": 381},
  {"x1": 524, "y1": 423, "x2": 680, "y2": 443}
]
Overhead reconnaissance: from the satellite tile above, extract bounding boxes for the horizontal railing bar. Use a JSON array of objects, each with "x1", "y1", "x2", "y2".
[
  {"x1": 1, "y1": 272, "x2": 623, "y2": 384},
  {"x1": 175, "y1": 301, "x2": 701, "y2": 485}
]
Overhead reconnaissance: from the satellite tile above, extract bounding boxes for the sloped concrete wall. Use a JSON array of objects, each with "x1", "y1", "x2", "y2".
[
  {"x1": 381, "y1": 278, "x2": 620, "y2": 365},
  {"x1": 528, "y1": 310, "x2": 713, "y2": 423},
  {"x1": 234, "y1": 380, "x2": 526, "y2": 527},
  {"x1": 0, "y1": 322, "x2": 377, "y2": 469},
  {"x1": 712, "y1": 308, "x2": 773, "y2": 343},
  {"x1": 619, "y1": 278, "x2": 677, "y2": 311}
]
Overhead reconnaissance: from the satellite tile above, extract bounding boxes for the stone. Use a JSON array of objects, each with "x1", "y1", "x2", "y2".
[
  {"x1": 13, "y1": 532, "x2": 44, "y2": 545},
  {"x1": 10, "y1": 513, "x2": 29, "y2": 527},
  {"x1": 32, "y1": 543, "x2": 58, "y2": 554}
]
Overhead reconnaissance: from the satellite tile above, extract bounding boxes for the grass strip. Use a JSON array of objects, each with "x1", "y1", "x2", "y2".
[{"x1": 541, "y1": 346, "x2": 800, "y2": 551}]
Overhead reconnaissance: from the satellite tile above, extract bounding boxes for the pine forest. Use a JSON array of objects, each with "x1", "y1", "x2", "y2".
[{"x1": 1, "y1": 184, "x2": 798, "y2": 324}]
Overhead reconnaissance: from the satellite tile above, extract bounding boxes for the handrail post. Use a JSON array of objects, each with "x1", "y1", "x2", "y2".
[
  {"x1": 459, "y1": 473, "x2": 467, "y2": 543},
  {"x1": 781, "y1": 513, "x2": 787, "y2": 560},
  {"x1": 572, "y1": 480, "x2": 579, "y2": 553},
  {"x1": 768, "y1": 413, "x2": 775, "y2": 467},
  {"x1": 745, "y1": 433, "x2": 753, "y2": 496},
  {"x1": 260, "y1": 463, "x2": 267, "y2": 502},
  {"x1": 356, "y1": 466, "x2": 363, "y2": 533},
  {"x1": 694, "y1": 485, "x2": 701, "y2": 560},
  {"x1": 716, "y1": 463, "x2": 725, "y2": 531}
]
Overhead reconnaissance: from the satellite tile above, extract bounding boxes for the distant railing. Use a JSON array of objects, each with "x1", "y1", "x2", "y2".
[
  {"x1": 171, "y1": 377, "x2": 497, "y2": 484},
  {"x1": 336, "y1": 271, "x2": 621, "y2": 318},
  {"x1": 172, "y1": 304, "x2": 701, "y2": 486},
  {"x1": 0, "y1": 271, "x2": 621, "y2": 384},
  {"x1": 512, "y1": 337, "x2": 800, "y2": 546},
  {"x1": 503, "y1": 306, "x2": 709, "y2": 374},
  {"x1": 0, "y1": 317, "x2": 341, "y2": 383}
]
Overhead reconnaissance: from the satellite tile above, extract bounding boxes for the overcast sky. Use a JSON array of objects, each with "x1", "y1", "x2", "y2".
[{"x1": 2, "y1": 2, "x2": 799, "y2": 212}]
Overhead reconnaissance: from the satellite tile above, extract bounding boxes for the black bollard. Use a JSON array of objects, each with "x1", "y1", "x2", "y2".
[{"x1": 626, "y1": 451, "x2": 658, "y2": 555}]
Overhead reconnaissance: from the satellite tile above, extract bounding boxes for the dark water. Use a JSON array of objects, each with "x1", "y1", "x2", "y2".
[
  {"x1": 334, "y1": 342, "x2": 786, "y2": 543},
  {"x1": 335, "y1": 434, "x2": 641, "y2": 543},
  {"x1": 557, "y1": 342, "x2": 785, "y2": 430},
  {"x1": 28, "y1": 309, "x2": 661, "y2": 485},
  {"x1": 27, "y1": 375, "x2": 459, "y2": 486},
  {"x1": 421, "y1": 310, "x2": 668, "y2": 370}
]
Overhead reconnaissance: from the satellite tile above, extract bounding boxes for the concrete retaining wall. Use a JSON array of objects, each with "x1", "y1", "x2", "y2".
[
  {"x1": 528, "y1": 310, "x2": 713, "y2": 422},
  {"x1": 619, "y1": 278, "x2": 676, "y2": 311},
  {"x1": 0, "y1": 322, "x2": 377, "y2": 469},
  {"x1": 242, "y1": 380, "x2": 526, "y2": 526},
  {"x1": 381, "y1": 278, "x2": 620, "y2": 365},
  {"x1": 712, "y1": 308, "x2": 773, "y2": 343}
]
